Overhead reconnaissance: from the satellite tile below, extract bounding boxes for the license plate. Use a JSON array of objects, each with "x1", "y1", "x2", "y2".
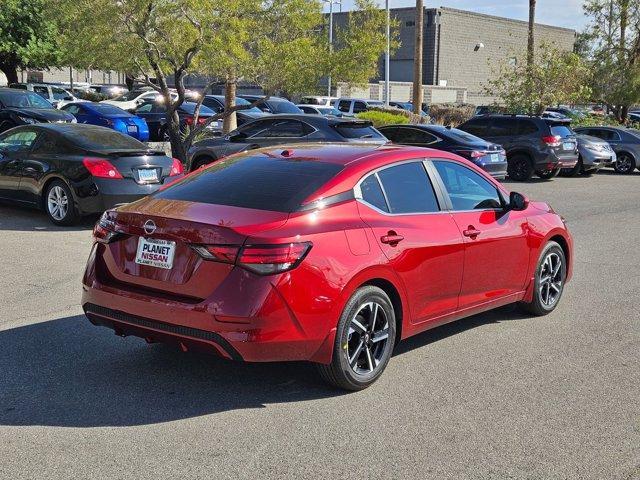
[
  {"x1": 138, "y1": 168, "x2": 158, "y2": 183},
  {"x1": 490, "y1": 154, "x2": 500, "y2": 162},
  {"x1": 135, "y1": 237, "x2": 175, "y2": 270},
  {"x1": 127, "y1": 125, "x2": 137, "y2": 133},
  {"x1": 563, "y1": 142, "x2": 574, "y2": 151}
]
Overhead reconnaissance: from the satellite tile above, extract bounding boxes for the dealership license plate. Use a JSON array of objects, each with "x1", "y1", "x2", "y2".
[
  {"x1": 127, "y1": 125, "x2": 137, "y2": 133},
  {"x1": 490, "y1": 154, "x2": 500, "y2": 162},
  {"x1": 135, "y1": 237, "x2": 176, "y2": 270},
  {"x1": 138, "y1": 168, "x2": 158, "y2": 183},
  {"x1": 562, "y1": 142, "x2": 574, "y2": 151}
]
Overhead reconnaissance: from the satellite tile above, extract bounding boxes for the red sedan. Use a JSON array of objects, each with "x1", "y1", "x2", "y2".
[{"x1": 82, "y1": 143, "x2": 573, "y2": 390}]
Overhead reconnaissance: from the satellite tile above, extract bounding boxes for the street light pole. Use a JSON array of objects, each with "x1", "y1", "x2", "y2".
[
  {"x1": 328, "y1": 0, "x2": 334, "y2": 97},
  {"x1": 384, "y1": 0, "x2": 390, "y2": 106}
]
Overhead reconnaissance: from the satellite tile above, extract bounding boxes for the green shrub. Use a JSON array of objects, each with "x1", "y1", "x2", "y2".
[
  {"x1": 355, "y1": 109, "x2": 410, "y2": 128},
  {"x1": 570, "y1": 114, "x2": 628, "y2": 128},
  {"x1": 429, "y1": 103, "x2": 475, "y2": 127}
]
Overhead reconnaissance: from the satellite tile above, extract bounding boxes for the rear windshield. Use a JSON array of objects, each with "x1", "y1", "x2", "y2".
[
  {"x1": 155, "y1": 155, "x2": 343, "y2": 212},
  {"x1": 88, "y1": 103, "x2": 129, "y2": 115},
  {"x1": 64, "y1": 128, "x2": 147, "y2": 150},
  {"x1": 269, "y1": 101, "x2": 303, "y2": 114},
  {"x1": 443, "y1": 128, "x2": 485, "y2": 144},
  {"x1": 334, "y1": 123, "x2": 386, "y2": 139},
  {"x1": 550, "y1": 125, "x2": 575, "y2": 138},
  {"x1": 0, "y1": 90, "x2": 53, "y2": 109},
  {"x1": 178, "y1": 103, "x2": 215, "y2": 115}
]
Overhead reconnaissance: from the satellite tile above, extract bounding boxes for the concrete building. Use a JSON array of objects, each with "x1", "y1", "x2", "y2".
[{"x1": 332, "y1": 6, "x2": 576, "y2": 104}]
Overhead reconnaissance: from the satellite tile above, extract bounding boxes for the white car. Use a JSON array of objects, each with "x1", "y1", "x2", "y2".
[
  {"x1": 300, "y1": 95, "x2": 338, "y2": 107},
  {"x1": 334, "y1": 97, "x2": 384, "y2": 116},
  {"x1": 101, "y1": 89, "x2": 177, "y2": 111}
]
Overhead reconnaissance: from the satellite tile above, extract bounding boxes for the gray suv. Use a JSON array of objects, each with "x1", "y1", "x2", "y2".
[
  {"x1": 573, "y1": 126, "x2": 640, "y2": 174},
  {"x1": 458, "y1": 115, "x2": 579, "y2": 181}
]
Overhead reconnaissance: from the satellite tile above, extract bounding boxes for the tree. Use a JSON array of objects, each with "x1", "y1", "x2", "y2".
[
  {"x1": 0, "y1": 0, "x2": 61, "y2": 84},
  {"x1": 53, "y1": 0, "x2": 393, "y2": 159},
  {"x1": 582, "y1": 0, "x2": 640, "y2": 122},
  {"x1": 486, "y1": 44, "x2": 592, "y2": 115}
]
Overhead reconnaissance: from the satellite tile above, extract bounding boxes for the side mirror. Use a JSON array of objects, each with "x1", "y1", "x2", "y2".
[{"x1": 508, "y1": 191, "x2": 529, "y2": 211}]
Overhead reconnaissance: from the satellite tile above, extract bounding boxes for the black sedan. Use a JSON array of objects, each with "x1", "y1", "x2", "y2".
[
  {"x1": 187, "y1": 114, "x2": 387, "y2": 170},
  {"x1": 133, "y1": 100, "x2": 219, "y2": 140},
  {"x1": 378, "y1": 124, "x2": 508, "y2": 179},
  {"x1": 0, "y1": 87, "x2": 76, "y2": 133},
  {"x1": 0, "y1": 124, "x2": 184, "y2": 225}
]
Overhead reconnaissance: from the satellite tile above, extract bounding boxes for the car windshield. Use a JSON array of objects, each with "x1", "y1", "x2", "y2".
[
  {"x1": 63, "y1": 128, "x2": 147, "y2": 150},
  {"x1": 550, "y1": 125, "x2": 575, "y2": 138},
  {"x1": 154, "y1": 154, "x2": 343, "y2": 212},
  {"x1": 334, "y1": 123, "x2": 386, "y2": 140},
  {"x1": 443, "y1": 128, "x2": 486, "y2": 144},
  {"x1": 0, "y1": 90, "x2": 53, "y2": 109},
  {"x1": 270, "y1": 101, "x2": 303, "y2": 114},
  {"x1": 318, "y1": 107, "x2": 341, "y2": 115},
  {"x1": 88, "y1": 103, "x2": 130, "y2": 116}
]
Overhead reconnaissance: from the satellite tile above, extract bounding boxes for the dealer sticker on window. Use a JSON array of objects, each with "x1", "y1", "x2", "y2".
[{"x1": 135, "y1": 237, "x2": 176, "y2": 269}]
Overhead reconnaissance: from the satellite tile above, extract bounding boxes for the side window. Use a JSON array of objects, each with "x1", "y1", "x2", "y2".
[
  {"x1": 33, "y1": 86, "x2": 49, "y2": 99},
  {"x1": 434, "y1": 161, "x2": 502, "y2": 211},
  {"x1": 353, "y1": 101, "x2": 367, "y2": 114},
  {"x1": 300, "y1": 106, "x2": 318, "y2": 114},
  {"x1": 31, "y1": 133, "x2": 61, "y2": 154},
  {"x1": 337, "y1": 100, "x2": 351, "y2": 113},
  {"x1": 359, "y1": 174, "x2": 388, "y2": 212},
  {"x1": 238, "y1": 119, "x2": 274, "y2": 137},
  {"x1": 259, "y1": 120, "x2": 308, "y2": 138},
  {"x1": 491, "y1": 118, "x2": 516, "y2": 137},
  {"x1": 64, "y1": 105, "x2": 81, "y2": 116},
  {"x1": 517, "y1": 119, "x2": 539, "y2": 135},
  {"x1": 380, "y1": 127, "x2": 400, "y2": 142},
  {"x1": 377, "y1": 162, "x2": 440, "y2": 214},
  {"x1": 151, "y1": 103, "x2": 167, "y2": 113},
  {"x1": 136, "y1": 102, "x2": 154, "y2": 113},
  {"x1": 0, "y1": 130, "x2": 38, "y2": 152},
  {"x1": 460, "y1": 119, "x2": 489, "y2": 137},
  {"x1": 52, "y1": 87, "x2": 69, "y2": 100}
]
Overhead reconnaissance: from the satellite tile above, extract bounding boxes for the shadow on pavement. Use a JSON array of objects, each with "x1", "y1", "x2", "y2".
[
  {"x1": 0, "y1": 305, "x2": 528, "y2": 428},
  {"x1": 0, "y1": 203, "x2": 97, "y2": 232}
]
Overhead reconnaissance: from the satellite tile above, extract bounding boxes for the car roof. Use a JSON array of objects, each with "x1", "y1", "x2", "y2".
[
  {"x1": 336, "y1": 98, "x2": 383, "y2": 102},
  {"x1": 241, "y1": 113, "x2": 369, "y2": 126}
]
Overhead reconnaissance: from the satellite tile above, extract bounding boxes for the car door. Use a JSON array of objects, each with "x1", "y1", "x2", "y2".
[
  {"x1": 18, "y1": 130, "x2": 61, "y2": 204},
  {"x1": 431, "y1": 159, "x2": 530, "y2": 308},
  {"x1": 460, "y1": 118, "x2": 494, "y2": 142},
  {"x1": 0, "y1": 129, "x2": 38, "y2": 202},
  {"x1": 355, "y1": 160, "x2": 464, "y2": 323}
]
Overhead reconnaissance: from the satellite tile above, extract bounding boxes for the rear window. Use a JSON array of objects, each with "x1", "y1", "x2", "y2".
[
  {"x1": 550, "y1": 125, "x2": 574, "y2": 138},
  {"x1": 269, "y1": 101, "x2": 302, "y2": 114},
  {"x1": 443, "y1": 128, "x2": 485, "y2": 144},
  {"x1": 178, "y1": 103, "x2": 215, "y2": 115},
  {"x1": 155, "y1": 155, "x2": 343, "y2": 212},
  {"x1": 63, "y1": 128, "x2": 147, "y2": 150},
  {"x1": 334, "y1": 123, "x2": 385, "y2": 140}
]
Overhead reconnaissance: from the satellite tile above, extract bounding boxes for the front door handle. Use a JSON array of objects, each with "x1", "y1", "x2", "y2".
[
  {"x1": 380, "y1": 232, "x2": 404, "y2": 245},
  {"x1": 463, "y1": 226, "x2": 481, "y2": 238}
]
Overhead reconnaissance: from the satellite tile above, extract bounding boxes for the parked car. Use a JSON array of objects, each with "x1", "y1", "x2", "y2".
[
  {"x1": 201, "y1": 95, "x2": 269, "y2": 126},
  {"x1": 458, "y1": 115, "x2": 579, "y2": 181},
  {"x1": 334, "y1": 98, "x2": 384, "y2": 116},
  {"x1": 0, "y1": 124, "x2": 183, "y2": 225},
  {"x1": 101, "y1": 89, "x2": 177, "y2": 112},
  {"x1": 388, "y1": 101, "x2": 429, "y2": 117},
  {"x1": 546, "y1": 106, "x2": 584, "y2": 119},
  {"x1": 8, "y1": 83, "x2": 81, "y2": 108},
  {"x1": 297, "y1": 104, "x2": 343, "y2": 117},
  {"x1": 0, "y1": 87, "x2": 76, "y2": 133},
  {"x1": 91, "y1": 84, "x2": 128, "y2": 98},
  {"x1": 573, "y1": 126, "x2": 640, "y2": 174},
  {"x1": 299, "y1": 95, "x2": 338, "y2": 106},
  {"x1": 82, "y1": 143, "x2": 573, "y2": 390},
  {"x1": 238, "y1": 95, "x2": 303, "y2": 114},
  {"x1": 60, "y1": 102, "x2": 150, "y2": 141},
  {"x1": 379, "y1": 124, "x2": 508, "y2": 179},
  {"x1": 560, "y1": 134, "x2": 615, "y2": 176},
  {"x1": 629, "y1": 112, "x2": 640, "y2": 124},
  {"x1": 133, "y1": 100, "x2": 219, "y2": 141},
  {"x1": 187, "y1": 114, "x2": 387, "y2": 170}
]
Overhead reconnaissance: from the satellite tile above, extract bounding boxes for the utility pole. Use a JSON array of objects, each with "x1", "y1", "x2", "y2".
[
  {"x1": 527, "y1": 0, "x2": 536, "y2": 69},
  {"x1": 384, "y1": 0, "x2": 390, "y2": 106},
  {"x1": 412, "y1": 0, "x2": 424, "y2": 114}
]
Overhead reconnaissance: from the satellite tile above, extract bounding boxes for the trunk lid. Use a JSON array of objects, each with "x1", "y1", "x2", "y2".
[{"x1": 97, "y1": 198, "x2": 288, "y2": 300}]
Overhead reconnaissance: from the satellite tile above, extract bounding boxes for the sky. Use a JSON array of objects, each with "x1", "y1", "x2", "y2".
[{"x1": 324, "y1": 1, "x2": 589, "y2": 31}]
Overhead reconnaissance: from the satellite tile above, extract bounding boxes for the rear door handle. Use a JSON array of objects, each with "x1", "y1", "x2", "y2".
[
  {"x1": 380, "y1": 233, "x2": 404, "y2": 245},
  {"x1": 463, "y1": 226, "x2": 481, "y2": 238}
]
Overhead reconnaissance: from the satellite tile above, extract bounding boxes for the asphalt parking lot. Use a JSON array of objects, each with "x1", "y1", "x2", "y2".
[{"x1": 0, "y1": 170, "x2": 638, "y2": 480}]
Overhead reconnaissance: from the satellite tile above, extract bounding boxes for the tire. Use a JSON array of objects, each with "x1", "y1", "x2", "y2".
[
  {"x1": 44, "y1": 180, "x2": 79, "y2": 226},
  {"x1": 507, "y1": 154, "x2": 534, "y2": 181},
  {"x1": 191, "y1": 156, "x2": 215, "y2": 171},
  {"x1": 518, "y1": 241, "x2": 567, "y2": 316},
  {"x1": 560, "y1": 157, "x2": 582, "y2": 177},
  {"x1": 535, "y1": 168, "x2": 559, "y2": 179},
  {"x1": 614, "y1": 152, "x2": 636, "y2": 174},
  {"x1": 316, "y1": 286, "x2": 396, "y2": 391}
]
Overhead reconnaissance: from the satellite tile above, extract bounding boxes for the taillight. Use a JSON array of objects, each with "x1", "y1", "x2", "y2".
[
  {"x1": 185, "y1": 116, "x2": 207, "y2": 126},
  {"x1": 170, "y1": 158, "x2": 184, "y2": 176},
  {"x1": 455, "y1": 150, "x2": 484, "y2": 159},
  {"x1": 93, "y1": 212, "x2": 121, "y2": 243},
  {"x1": 191, "y1": 242, "x2": 312, "y2": 275},
  {"x1": 83, "y1": 157, "x2": 123, "y2": 179},
  {"x1": 542, "y1": 135, "x2": 561, "y2": 147},
  {"x1": 470, "y1": 150, "x2": 484, "y2": 158}
]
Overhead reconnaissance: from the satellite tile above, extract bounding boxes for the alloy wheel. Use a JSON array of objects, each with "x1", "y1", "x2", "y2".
[
  {"x1": 616, "y1": 154, "x2": 633, "y2": 174},
  {"x1": 346, "y1": 302, "x2": 390, "y2": 375},
  {"x1": 538, "y1": 252, "x2": 563, "y2": 308},
  {"x1": 47, "y1": 186, "x2": 69, "y2": 221}
]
